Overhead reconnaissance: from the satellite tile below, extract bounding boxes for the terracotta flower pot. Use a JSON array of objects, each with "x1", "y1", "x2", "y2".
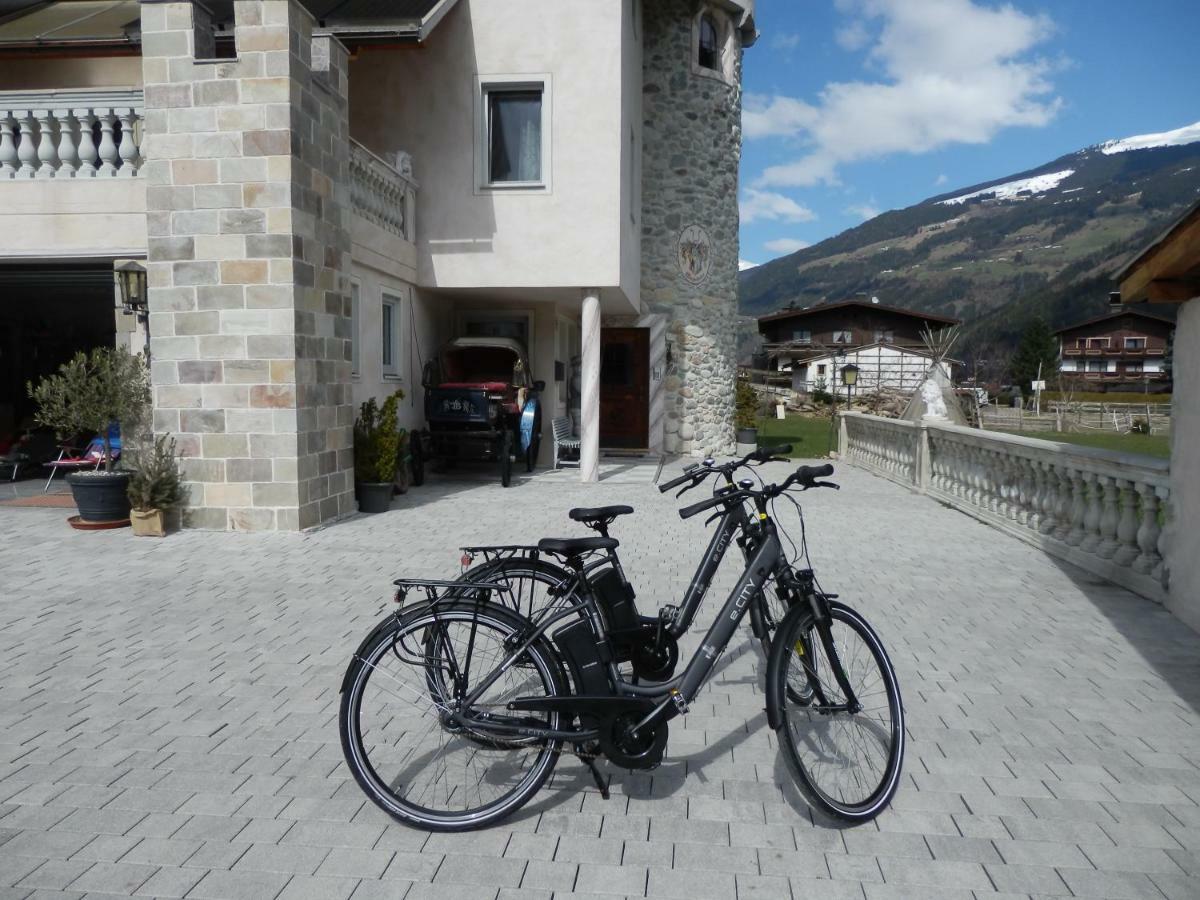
[{"x1": 131, "y1": 508, "x2": 166, "y2": 537}]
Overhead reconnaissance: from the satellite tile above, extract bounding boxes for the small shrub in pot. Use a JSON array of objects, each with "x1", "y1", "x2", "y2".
[
  {"x1": 127, "y1": 434, "x2": 186, "y2": 537},
  {"x1": 354, "y1": 390, "x2": 403, "y2": 513}
]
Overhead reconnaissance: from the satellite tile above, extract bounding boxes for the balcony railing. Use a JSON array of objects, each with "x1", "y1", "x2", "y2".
[
  {"x1": 840, "y1": 412, "x2": 1170, "y2": 604},
  {"x1": 349, "y1": 139, "x2": 415, "y2": 242},
  {"x1": 0, "y1": 89, "x2": 143, "y2": 178}
]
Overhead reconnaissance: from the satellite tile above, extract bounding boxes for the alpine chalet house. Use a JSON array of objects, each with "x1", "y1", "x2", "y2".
[
  {"x1": 757, "y1": 299, "x2": 960, "y2": 396},
  {"x1": 1056, "y1": 301, "x2": 1174, "y2": 391},
  {"x1": 0, "y1": 0, "x2": 756, "y2": 530}
]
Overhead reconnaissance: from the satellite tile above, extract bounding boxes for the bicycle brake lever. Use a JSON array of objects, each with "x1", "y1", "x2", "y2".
[{"x1": 812, "y1": 480, "x2": 840, "y2": 490}]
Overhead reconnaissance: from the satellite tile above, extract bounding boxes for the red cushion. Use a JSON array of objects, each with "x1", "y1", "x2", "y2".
[{"x1": 437, "y1": 382, "x2": 509, "y2": 392}]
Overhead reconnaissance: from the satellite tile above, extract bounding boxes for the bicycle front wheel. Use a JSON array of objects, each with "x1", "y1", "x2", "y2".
[
  {"x1": 340, "y1": 603, "x2": 567, "y2": 831},
  {"x1": 769, "y1": 600, "x2": 904, "y2": 822}
]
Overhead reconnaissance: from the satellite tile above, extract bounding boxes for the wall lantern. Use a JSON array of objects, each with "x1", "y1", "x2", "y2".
[
  {"x1": 841, "y1": 363, "x2": 860, "y2": 387},
  {"x1": 114, "y1": 260, "x2": 148, "y2": 316}
]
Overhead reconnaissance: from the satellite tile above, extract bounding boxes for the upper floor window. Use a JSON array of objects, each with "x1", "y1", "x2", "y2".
[
  {"x1": 1124, "y1": 337, "x2": 1146, "y2": 350},
  {"x1": 476, "y1": 76, "x2": 552, "y2": 192},
  {"x1": 698, "y1": 15, "x2": 719, "y2": 70},
  {"x1": 1085, "y1": 337, "x2": 1111, "y2": 349},
  {"x1": 792, "y1": 329, "x2": 811, "y2": 344},
  {"x1": 833, "y1": 328, "x2": 853, "y2": 344},
  {"x1": 350, "y1": 281, "x2": 361, "y2": 377},
  {"x1": 382, "y1": 293, "x2": 402, "y2": 378},
  {"x1": 874, "y1": 329, "x2": 894, "y2": 343}
]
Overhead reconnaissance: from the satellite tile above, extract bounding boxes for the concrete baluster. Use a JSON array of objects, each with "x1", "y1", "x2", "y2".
[
  {"x1": 1066, "y1": 469, "x2": 1088, "y2": 546},
  {"x1": 97, "y1": 109, "x2": 118, "y2": 176},
  {"x1": 1096, "y1": 476, "x2": 1120, "y2": 559},
  {"x1": 0, "y1": 114, "x2": 17, "y2": 177},
  {"x1": 117, "y1": 108, "x2": 139, "y2": 176},
  {"x1": 1112, "y1": 478, "x2": 1140, "y2": 566},
  {"x1": 1132, "y1": 482, "x2": 1162, "y2": 575},
  {"x1": 33, "y1": 108, "x2": 59, "y2": 177},
  {"x1": 74, "y1": 110, "x2": 97, "y2": 176},
  {"x1": 15, "y1": 109, "x2": 37, "y2": 178},
  {"x1": 1079, "y1": 473, "x2": 1103, "y2": 553},
  {"x1": 55, "y1": 109, "x2": 78, "y2": 177}
]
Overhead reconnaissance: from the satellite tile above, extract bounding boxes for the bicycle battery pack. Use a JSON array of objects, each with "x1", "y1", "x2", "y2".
[
  {"x1": 592, "y1": 567, "x2": 638, "y2": 630},
  {"x1": 553, "y1": 619, "x2": 615, "y2": 695}
]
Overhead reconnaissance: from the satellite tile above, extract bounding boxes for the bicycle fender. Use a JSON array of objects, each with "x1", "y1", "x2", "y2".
[
  {"x1": 339, "y1": 612, "x2": 402, "y2": 694},
  {"x1": 764, "y1": 603, "x2": 814, "y2": 732}
]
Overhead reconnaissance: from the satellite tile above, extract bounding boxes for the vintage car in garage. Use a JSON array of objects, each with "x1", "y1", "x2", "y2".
[{"x1": 411, "y1": 337, "x2": 542, "y2": 487}]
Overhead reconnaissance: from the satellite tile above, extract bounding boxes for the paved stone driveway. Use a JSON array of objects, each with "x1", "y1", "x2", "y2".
[{"x1": 1, "y1": 462, "x2": 1198, "y2": 900}]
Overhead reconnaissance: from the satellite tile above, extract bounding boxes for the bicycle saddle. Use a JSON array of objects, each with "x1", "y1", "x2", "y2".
[
  {"x1": 568, "y1": 505, "x2": 633, "y2": 523},
  {"x1": 537, "y1": 536, "x2": 619, "y2": 557}
]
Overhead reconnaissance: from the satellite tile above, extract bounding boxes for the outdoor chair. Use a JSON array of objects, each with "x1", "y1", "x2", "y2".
[
  {"x1": 0, "y1": 437, "x2": 28, "y2": 482},
  {"x1": 43, "y1": 436, "x2": 119, "y2": 492},
  {"x1": 552, "y1": 416, "x2": 580, "y2": 469}
]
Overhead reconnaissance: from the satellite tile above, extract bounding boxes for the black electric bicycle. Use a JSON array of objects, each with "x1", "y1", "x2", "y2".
[
  {"x1": 339, "y1": 463, "x2": 905, "y2": 831},
  {"x1": 452, "y1": 445, "x2": 800, "y2": 682}
]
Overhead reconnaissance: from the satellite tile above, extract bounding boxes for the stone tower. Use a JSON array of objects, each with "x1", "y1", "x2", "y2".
[{"x1": 640, "y1": 0, "x2": 755, "y2": 456}]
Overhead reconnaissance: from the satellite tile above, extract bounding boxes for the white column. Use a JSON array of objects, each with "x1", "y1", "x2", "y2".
[{"x1": 580, "y1": 288, "x2": 601, "y2": 484}]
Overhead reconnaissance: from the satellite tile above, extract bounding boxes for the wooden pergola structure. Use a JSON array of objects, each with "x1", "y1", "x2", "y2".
[{"x1": 1117, "y1": 199, "x2": 1200, "y2": 304}]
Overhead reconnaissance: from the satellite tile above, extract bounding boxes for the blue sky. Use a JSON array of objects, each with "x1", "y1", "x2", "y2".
[{"x1": 738, "y1": 0, "x2": 1200, "y2": 268}]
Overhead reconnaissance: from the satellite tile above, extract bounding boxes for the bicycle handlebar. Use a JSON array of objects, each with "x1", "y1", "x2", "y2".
[
  {"x1": 658, "y1": 444, "x2": 794, "y2": 493},
  {"x1": 678, "y1": 463, "x2": 836, "y2": 519}
]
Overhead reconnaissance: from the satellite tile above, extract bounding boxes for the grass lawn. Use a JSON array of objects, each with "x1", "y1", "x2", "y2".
[
  {"x1": 756, "y1": 414, "x2": 838, "y2": 458},
  {"x1": 1040, "y1": 391, "x2": 1171, "y2": 404},
  {"x1": 1005, "y1": 429, "x2": 1170, "y2": 459}
]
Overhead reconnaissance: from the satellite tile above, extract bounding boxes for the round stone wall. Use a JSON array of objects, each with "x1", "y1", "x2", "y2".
[{"x1": 641, "y1": 0, "x2": 743, "y2": 456}]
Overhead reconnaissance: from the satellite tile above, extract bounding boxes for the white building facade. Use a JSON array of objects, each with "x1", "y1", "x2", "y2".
[{"x1": 0, "y1": 0, "x2": 756, "y2": 530}]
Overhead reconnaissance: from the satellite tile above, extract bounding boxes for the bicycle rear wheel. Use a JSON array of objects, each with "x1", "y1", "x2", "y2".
[
  {"x1": 769, "y1": 600, "x2": 904, "y2": 822},
  {"x1": 340, "y1": 602, "x2": 567, "y2": 831}
]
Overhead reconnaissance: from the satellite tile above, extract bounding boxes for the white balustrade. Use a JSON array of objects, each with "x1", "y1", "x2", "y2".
[
  {"x1": 349, "y1": 139, "x2": 416, "y2": 241},
  {"x1": 0, "y1": 90, "x2": 143, "y2": 179},
  {"x1": 840, "y1": 412, "x2": 1171, "y2": 604}
]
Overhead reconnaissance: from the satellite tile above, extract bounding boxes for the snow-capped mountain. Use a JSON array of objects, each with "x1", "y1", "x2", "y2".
[{"x1": 740, "y1": 120, "x2": 1200, "y2": 353}]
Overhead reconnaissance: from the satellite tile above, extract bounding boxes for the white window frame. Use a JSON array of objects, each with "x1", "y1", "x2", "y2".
[
  {"x1": 691, "y1": 6, "x2": 735, "y2": 84},
  {"x1": 832, "y1": 329, "x2": 853, "y2": 344},
  {"x1": 874, "y1": 329, "x2": 894, "y2": 343},
  {"x1": 475, "y1": 74, "x2": 552, "y2": 194},
  {"x1": 350, "y1": 279, "x2": 361, "y2": 378},
  {"x1": 381, "y1": 292, "x2": 403, "y2": 380}
]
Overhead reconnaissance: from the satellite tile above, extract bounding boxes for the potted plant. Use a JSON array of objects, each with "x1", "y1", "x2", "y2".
[
  {"x1": 354, "y1": 390, "x2": 402, "y2": 513},
  {"x1": 734, "y1": 375, "x2": 759, "y2": 449},
  {"x1": 28, "y1": 348, "x2": 150, "y2": 526},
  {"x1": 126, "y1": 434, "x2": 185, "y2": 537}
]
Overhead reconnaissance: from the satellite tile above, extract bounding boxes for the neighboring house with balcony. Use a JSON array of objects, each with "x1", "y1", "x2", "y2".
[
  {"x1": 0, "y1": 0, "x2": 757, "y2": 530},
  {"x1": 1056, "y1": 305, "x2": 1174, "y2": 390},
  {"x1": 757, "y1": 299, "x2": 960, "y2": 396}
]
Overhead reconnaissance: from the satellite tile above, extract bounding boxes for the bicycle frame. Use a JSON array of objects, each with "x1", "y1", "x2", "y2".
[{"x1": 445, "y1": 521, "x2": 784, "y2": 739}]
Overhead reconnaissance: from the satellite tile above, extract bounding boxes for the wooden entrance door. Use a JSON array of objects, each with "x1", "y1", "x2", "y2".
[{"x1": 600, "y1": 328, "x2": 649, "y2": 449}]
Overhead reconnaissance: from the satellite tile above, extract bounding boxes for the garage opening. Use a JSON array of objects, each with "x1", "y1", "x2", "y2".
[{"x1": 0, "y1": 262, "x2": 119, "y2": 472}]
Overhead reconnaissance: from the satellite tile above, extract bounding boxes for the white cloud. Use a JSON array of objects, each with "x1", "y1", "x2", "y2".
[
  {"x1": 765, "y1": 238, "x2": 811, "y2": 255},
  {"x1": 836, "y1": 20, "x2": 871, "y2": 51},
  {"x1": 751, "y1": 0, "x2": 1061, "y2": 189},
  {"x1": 846, "y1": 203, "x2": 881, "y2": 221},
  {"x1": 740, "y1": 189, "x2": 817, "y2": 224},
  {"x1": 770, "y1": 32, "x2": 802, "y2": 51},
  {"x1": 739, "y1": 259, "x2": 759, "y2": 271},
  {"x1": 935, "y1": 173, "x2": 949, "y2": 186},
  {"x1": 743, "y1": 95, "x2": 819, "y2": 140}
]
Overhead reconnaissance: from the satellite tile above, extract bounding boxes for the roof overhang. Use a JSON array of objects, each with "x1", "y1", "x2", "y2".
[
  {"x1": 1116, "y1": 200, "x2": 1200, "y2": 305},
  {"x1": 0, "y1": 0, "x2": 460, "y2": 52}
]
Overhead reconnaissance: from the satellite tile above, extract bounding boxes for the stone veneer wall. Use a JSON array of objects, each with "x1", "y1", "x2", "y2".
[
  {"x1": 639, "y1": 0, "x2": 743, "y2": 456},
  {"x1": 141, "y1": 0, "x2": 354, "y2": 531}
]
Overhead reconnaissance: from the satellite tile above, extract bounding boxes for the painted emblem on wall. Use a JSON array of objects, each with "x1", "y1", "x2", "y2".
[{"x1": 677, "y1": 224, "x2": 712, "y2": 285}]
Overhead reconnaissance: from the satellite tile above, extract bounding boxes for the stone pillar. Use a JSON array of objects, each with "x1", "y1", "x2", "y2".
[
  {"x1": 580, "y1": 289, "x2": 601, "y2": 483},
  {"x1": 640, "y1": 1, "x2": 744, "y2": 457},
  {"x1": 1166, "y1": 297, "x2": 1199, "y2": 631},
  {"x1": 141, "y1": 0, "x2": 354, "y2": 531}
]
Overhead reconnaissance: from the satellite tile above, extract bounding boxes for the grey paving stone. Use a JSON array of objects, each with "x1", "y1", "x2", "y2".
[
  {"x1": 186, "y1": 869, "x2": 291, "y2": 900},
  {"x1": 275, "y1": 875, "x2": 361, "y2": 900},
  {"x1": 66, "y1": 861, "x2": 157, "y2": 895},
  {"x1": 131, "y1": 866, "x2": 206, "y2": 898},
  {"x1": 519, "y1": 859, "x2": 576, "y2": 891},
  {"x1": 431, "y1": 854, "x2": 524, "y2": 888},
  {"x1": 876, "y1": 857, "x2": 991, "y2": 891},
  {"x1": 315, "y1": 848, "x2": 395, "y2": 880},
  {"x1": 646, "y1": 866, "x2": 735, "y2": 900},
  {"x1": 233, "y1": 842, "x2": 329, "y2": 876}
]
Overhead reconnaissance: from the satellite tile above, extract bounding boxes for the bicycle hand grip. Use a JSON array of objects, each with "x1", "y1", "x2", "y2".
[
  {"x1": 796, "y1": 463, "x2": 834, "y2": 483},
  {"x1": 659, "y1": 471, "x2": 695, "y2": 493},
  {"x1": 679, "y1": 494, "x2": 728, "y2": 520},
  {"x1": 754, "y1": 444, "x2": 793, "y2": 460}
]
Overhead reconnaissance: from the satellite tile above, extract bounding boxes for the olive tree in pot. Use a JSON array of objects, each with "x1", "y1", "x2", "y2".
[
  {"x1": 734, "y1": 375, "x2": 760, "y2": 451},
  {"x1": 354, "y1": 390, "x2": 402, "y2": 513},
  {"x1": 127, "y1": 435, "x2": 185, "y2": 537},
  {"x1": 28, "y1": 348, "x2": 150, "y2": 526}
]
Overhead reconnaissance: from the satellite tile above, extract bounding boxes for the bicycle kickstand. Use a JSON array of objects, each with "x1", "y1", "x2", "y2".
[{"x1": 577, "y1": 745, "x2": 611, "y2": 800}]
